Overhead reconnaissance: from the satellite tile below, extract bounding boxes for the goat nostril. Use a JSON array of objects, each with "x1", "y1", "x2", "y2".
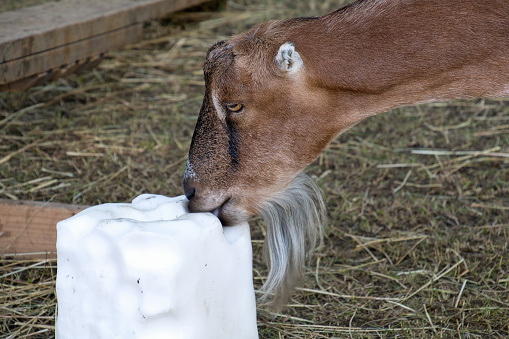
[{"x1": 185, "y1": 187, "x2": 196, "y2": 201}]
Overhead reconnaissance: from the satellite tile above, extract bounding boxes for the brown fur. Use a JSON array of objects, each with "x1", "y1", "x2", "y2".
[{"x1": 185, "y1": 0, "x2": 509, "y2": 224}]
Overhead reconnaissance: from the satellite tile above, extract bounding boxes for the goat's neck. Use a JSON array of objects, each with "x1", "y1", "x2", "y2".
[{"x1": 289, "y1": 0, "x2": 509, "y2": 130}]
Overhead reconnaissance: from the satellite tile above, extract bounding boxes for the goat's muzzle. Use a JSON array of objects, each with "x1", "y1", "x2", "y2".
[{"x1": 183, "y1": 176, "x2": 248, "y2": 226}]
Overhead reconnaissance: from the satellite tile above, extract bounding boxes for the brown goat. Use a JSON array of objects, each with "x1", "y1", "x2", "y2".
[{"x1": 183, "y1": 0, "x2": 509, "y2": 306}]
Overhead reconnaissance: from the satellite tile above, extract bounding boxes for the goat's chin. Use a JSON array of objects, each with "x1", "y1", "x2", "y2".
[
  {"x1": 257, "y1": 173, "x2": 326, "y2": 309},
  {"x1": 215, "y1": 198, "x2": 251, "y2": 226}
]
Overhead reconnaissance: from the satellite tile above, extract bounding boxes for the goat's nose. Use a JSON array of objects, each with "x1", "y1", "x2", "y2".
[
  {"x1": 185, "y1": 186, "x2": 196, "y2": 201},
  {"x1": 183, "y1": 159, "x2": 198, "y2": 201},
  {"x1": 183, "y1": 174, "x2": 197, "y2": 201}
]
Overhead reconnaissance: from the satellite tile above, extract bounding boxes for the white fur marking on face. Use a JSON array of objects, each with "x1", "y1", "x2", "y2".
[
  {"x1": 212, "y1": 90, "x2": 224, "y2": 121},
  {"x1": 275, "y1": 41, "x2": 303, "y2": 73},
  {"x1": 184, "y1": 158, "x2": 198, "y2": 181}
]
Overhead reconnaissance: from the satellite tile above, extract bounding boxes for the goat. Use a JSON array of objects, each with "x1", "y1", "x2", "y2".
[{"x1": 183, "y1": 0, "x2": 509, "y2": 307}]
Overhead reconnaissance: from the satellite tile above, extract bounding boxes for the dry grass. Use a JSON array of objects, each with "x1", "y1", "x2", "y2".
[
  {"x1": 0, "y1": 259, "x2": 56, "y2": 338},
  {"x1": 1, "y1": 0, "x2": 509, "y2": 338}
]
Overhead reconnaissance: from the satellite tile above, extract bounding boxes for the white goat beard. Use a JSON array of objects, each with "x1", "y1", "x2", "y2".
[{"x1": 258, "y1": 173, "x2": 326, "y2": 308}]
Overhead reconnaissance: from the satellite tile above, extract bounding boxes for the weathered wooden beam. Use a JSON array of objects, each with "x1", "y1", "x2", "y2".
[
  {"x1": 0, "y1": 0, "x2": 210, "y2": 89},
  {"x1": 0, "y1": 23, "x2": 143, "y2": 90},
  {"x1": 0, "y1": 199, "x2": 88, "y2": 257}
]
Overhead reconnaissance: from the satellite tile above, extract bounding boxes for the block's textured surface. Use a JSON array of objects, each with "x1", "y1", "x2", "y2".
[{"x1": 56, "y1": 194, "x2": 258, "y2": 339}]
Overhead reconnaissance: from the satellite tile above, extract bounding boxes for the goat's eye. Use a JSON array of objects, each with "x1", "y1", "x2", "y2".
[{"x1": 226, "y1": 103, "x2": 243, "y2": 112}]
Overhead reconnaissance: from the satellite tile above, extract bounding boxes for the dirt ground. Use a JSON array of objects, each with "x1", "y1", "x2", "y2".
[{"x1": 1, "y1": 0, "x2": 509, "y2": 338}]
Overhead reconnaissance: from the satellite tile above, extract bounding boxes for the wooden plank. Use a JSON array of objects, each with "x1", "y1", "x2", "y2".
[
  {"x1": 0, "y1": 199, "x2": 88, "y2": 257},
  {"x1": 0, "y1": 23, "x2": 142, "y2": 86},
  {"x1": 0, "y1": 0, "x2": 210, "y2": 85},
  {"x1": 0, "y1": 0, "x2": 208, "y2": 63}
]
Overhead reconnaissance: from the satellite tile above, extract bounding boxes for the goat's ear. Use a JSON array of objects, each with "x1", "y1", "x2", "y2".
[{"x1": 275, "y1": 41, "x2": 303, "y2": 73}]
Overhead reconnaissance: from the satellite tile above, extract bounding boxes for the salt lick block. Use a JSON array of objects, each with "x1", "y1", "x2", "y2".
[{"x1": 56, "y1": 194, "x2": 258, "y2": 339}]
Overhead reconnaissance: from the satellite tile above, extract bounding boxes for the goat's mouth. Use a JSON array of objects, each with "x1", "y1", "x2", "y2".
[
  {"x1": 209, "y1": 198, "x2": 229, "y2": 223},
  {"x1": 210, "y1": 197, "x2": 251, "y2": 226},
  {"x1": 188, "y1": 196, "x2": 251, "y2": 226},
  {"x1": 210, "y1": 206, "x2": 222, "y2": 219}
]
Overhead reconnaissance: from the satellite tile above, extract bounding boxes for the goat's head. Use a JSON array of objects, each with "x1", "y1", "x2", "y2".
[{"x1": 183, "y1": 22, "x2": 340, "y2": 224}]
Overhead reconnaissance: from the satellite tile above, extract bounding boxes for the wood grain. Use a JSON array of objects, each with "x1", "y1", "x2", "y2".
[
  {"x1": 0, "y1": 23, "x2": 142, "y2": 86},
  {"x1": 0, "y1": 199, "x2": 88, "y2": 257}
]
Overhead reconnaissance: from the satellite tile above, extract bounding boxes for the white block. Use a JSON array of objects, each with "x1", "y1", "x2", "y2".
[{"x1": 56, "y1": 194, "x2": 258, "y2": 339}]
